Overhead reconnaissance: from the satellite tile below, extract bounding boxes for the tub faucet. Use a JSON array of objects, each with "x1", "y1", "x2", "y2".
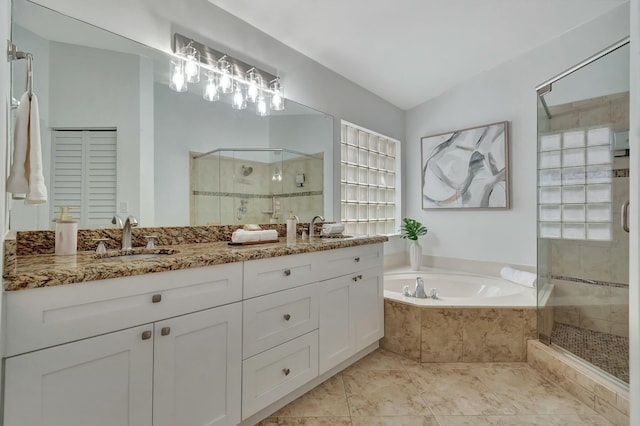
[
  {"x1": 309, "y1": 215, "x2": 325, "y2": 239},
  {"x1": 414, "y1": 277, "x2": 427, "y2": 298},
  {"x1": 122, "y1": 216, "x2": 138, "y2": 250}
]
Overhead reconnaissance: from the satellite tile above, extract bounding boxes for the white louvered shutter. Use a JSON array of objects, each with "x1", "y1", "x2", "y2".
[{"x1": 51, "y1": 130, "x2": 117, "y2": 228}]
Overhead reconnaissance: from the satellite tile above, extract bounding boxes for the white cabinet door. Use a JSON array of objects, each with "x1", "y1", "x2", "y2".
[
  {"x1": 352, "y1": 267, "x2": 384, "y2": 351},
  {"x1": 318, "y1": 275, "x2": 355, "y2": 374},
  {"x1": 3, "y1": 325, "x2": 153, "y2": 426},
  {"x1": 153, "y1": 303, "x2": 242, "y2": 426}
]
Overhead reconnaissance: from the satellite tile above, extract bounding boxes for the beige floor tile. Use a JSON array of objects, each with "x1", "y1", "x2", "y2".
[
  {"x1": 342, "y1": 349, "x2": 421, "y2": 375},
  {"x1": 474, "y1": 366, "x2": 598, "y2": 415},
  {"x1": 409, "y1": 367, "x2": 518, "y2": 416},
  {"x1": 257, "y1": 417, "x2": 352, "y2": 425},
  {"x1": 351, "y1": 416, "x2": 439, "y2": 426},
  {"x1": 436, "y1": 414, "x2": 612, "y2": 425},
  {"x1": 343, "y1": 370, "x2": 430, "y2": 416},
  {"x1": 271, "y1": 375, "x2": 349, "y2": 417}
]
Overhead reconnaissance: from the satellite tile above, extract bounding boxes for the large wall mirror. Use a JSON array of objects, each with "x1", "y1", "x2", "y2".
[{"x1": 9, "y1": 0, "x2": 334, "y2": 230}]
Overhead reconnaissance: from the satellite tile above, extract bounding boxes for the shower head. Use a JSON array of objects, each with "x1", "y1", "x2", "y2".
[{"x1": 241, "y1": 165, "x2": 253, "y2": 176}]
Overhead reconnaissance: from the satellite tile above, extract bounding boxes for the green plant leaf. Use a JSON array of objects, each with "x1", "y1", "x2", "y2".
[{"x1": 400, "y1": 217, "x2": 428, "y2": 241}]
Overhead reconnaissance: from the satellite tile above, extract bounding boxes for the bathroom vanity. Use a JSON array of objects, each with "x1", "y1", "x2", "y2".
[{"x1": 1, "y1": 234, "x2": 385, "y2": 426}]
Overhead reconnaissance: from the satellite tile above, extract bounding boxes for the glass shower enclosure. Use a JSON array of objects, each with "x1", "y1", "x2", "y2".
[
  {"x1": 190, "y1": 148, "x2": 323, "y2": 225},
  {"x1": 536, "y1": 40, "x2": 630, "y2": 384}
]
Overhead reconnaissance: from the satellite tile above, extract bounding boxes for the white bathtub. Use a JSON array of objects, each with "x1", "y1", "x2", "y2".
[{"x1": 384, "y1": 266, "x2": 536, "y2": 307}]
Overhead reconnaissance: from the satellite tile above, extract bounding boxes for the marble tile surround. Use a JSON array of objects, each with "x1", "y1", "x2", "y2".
[
  {"x1": 380, "y1": 300, "x2": 537, "y2": 363},
  {"x1": 259, "y1": 349, "x2": 614, "y2": 425},
  {"x1": 527, "y1": 340, "x2": 629, "y2": 426}
]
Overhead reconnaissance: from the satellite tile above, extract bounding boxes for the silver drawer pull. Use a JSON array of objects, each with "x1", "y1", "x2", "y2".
[
  {"x1": 141, "y1": 330, "x2": 152, "y2": 341},
  {"x1": 284, "y1": 269, "x2": 292, "y2": 277},
  {"x1": 352, "y1": 274, "x2": 363, "y2": 282},
  {"x1": 152, "y1": 294, "x2": 162, "y2": 303},
  {"x1": 354, "y1": 257, "x2": 360, "y2": 262},
  {"x1": 282, "y1": 368, "x2": 291, "y2": 376},
  {"x1": 283, "y1": 314, "x2": 291, "y2": 321},
  {"x1": 160, "y1": 327, "x2": 171, "y2": 336}
]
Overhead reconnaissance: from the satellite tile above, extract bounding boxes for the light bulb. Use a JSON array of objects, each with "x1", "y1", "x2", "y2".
[
  {"x1": 203, "y1": 72, "x2": 219, "y2": 102},
  {"x1": 169, "y1": 59, "x2": 187, "y2": 92},
  {"x1": 232, "y1": 85, "x2": 246, "y2": 110},
  {"x1": 247, "y1": 83, "x2": 259, "y2": 103},
  {"x1": 256, "y1": 93, "x2": 268, "y2": 116},
  {"x1": 271, "y1": 92, "x2": 283, "y2": 110},
  {"x1": 183, "y1": 44, "x2": 200, "y2": 83},
  {"x1": 217, "y1": 57, "x2": 233, "y2": 94}
]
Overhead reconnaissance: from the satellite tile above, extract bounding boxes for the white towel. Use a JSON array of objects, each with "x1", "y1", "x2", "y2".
[
  {"x1": 500, "y1": 266, "x2": 537, "y2": 288},
  {"x1": 321, "y1": 223, "x2": 345, "y2": 235},
  {"x1": 25, "y1": 94, "x2": 47, "y2": 204},
  {"x1": 231, "y1": 229, "x2": 278, "y2": 243},
  {"x1": 6, "y1": 92, "x2": 47, "y2": 203},
  {"x1": 6, "y1": 92, "x2": 30, "y2": 196}
]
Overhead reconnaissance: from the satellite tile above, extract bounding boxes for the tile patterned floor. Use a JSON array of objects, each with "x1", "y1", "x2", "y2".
[
  {"x1": 551, "y1": 322, "x2": 629, "y2": 383},
  {"x1": 257, "y1": 349, "x2": 614, "y2": 426}
]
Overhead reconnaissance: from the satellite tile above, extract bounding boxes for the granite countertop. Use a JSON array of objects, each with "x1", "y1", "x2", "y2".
[{"x1": 4, "y1": 235, "x2": 388, "y2": 291}]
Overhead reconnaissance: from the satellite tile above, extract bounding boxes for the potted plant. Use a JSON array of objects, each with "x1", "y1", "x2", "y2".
[{"x1": 400, "y1": 217, "x2": 428, "y2": 271}]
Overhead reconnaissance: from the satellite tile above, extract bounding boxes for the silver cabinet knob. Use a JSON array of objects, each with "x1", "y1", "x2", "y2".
[
  {"x1": 282, "y1": 368, "x2": 290, "y2": 376},
  {"x1": 160, "y1": 327, "x2": 171, "y2": 336},
  {"x1": 354, "y1": 257, "x2": 360, "y2": 262},
  {"x1": 352, "y1": 274, "x2": 363, "y2": 282},
  {"x1": 283, "y1": 314, "x2": 291, "y2": 321},
  {"x1": 152, "y1": 294, "x2": 162, "y2": 303},
  {"x1": 141, "y1": 330, "x2": 152, "y2": 340},
  {"x1": 284, "y1": 269, "x2": 291, "y2": 277}
]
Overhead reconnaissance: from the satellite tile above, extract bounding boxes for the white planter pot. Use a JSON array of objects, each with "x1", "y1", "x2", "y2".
[{"x1": 409, "y1": 241, "x2": 422, "y2": 271}]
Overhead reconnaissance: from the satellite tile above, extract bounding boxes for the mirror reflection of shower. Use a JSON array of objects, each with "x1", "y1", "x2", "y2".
[{"x1": 241, "y1": 165, "x2": 253, "y2": 176}]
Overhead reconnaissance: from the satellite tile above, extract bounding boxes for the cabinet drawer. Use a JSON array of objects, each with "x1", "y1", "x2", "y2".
[
  {"x1": 4, "y1": 263, "x2": 243, "y2": 357},
  {"x1": 319, "y1": 244, "x2": 383, "y2": 281},
  {"x1": 243, "y1": 284, "x2": 319, "y2": 359},
  {"x1": 242, "y1": 330, "x2": 318, "y2": 419},
  {"x1": 243, "y1": 251, "x2": 321, "y2": 298}
]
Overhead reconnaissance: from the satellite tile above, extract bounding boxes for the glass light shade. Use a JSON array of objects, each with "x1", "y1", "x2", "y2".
[
  {"x1": 246, "y1": 69, "x2": 260, "y2": 103},
  {"x1": 182, "y1": 44, "x2": 200, "y2": 83},
  {"x1": 203, "y1": 72, "x2": 219, "y2": 102},
  {"x1": 256, "y1": 93, "x2": 268, "y2": 116},
  {"x1": 232, "y1": 84, "x2": 247, "y2": 110},
  {"x1": 269, "y1": 78, "x2": 285, "y2": 111},
  {"x1": 169, "y1": 58, "x2": 188, "y2": 92},
  {"x1": 217, "y1": 58, "x2": 233, "y2": 94}
]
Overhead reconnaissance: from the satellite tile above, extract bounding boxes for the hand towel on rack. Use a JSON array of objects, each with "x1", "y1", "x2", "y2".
[
  {"x1": 6, "y1": 92, "x2": 47, "y2": 203},
  {"x1": 25, "y1": 94, "x2": 47, "y2": 204},
  {"x1": 6, "y1": 92, "x2": 30, "y2": 197}
]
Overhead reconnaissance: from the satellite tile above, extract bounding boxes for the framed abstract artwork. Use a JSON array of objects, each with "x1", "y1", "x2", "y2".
[{"x1": 421, "y1": 121, "x2": 510, "y2": 209}]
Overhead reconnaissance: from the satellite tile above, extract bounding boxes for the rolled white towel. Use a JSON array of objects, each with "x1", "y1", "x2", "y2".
[
  {"x1": 321, "y1": 223, "x2": 345, "y2": 235},
  {"x1": 500, "y1": 266, "x2": 537, "y2": 288},
  {"x1": 231, "y1": 229, "x2": 278, "y2": 243}
]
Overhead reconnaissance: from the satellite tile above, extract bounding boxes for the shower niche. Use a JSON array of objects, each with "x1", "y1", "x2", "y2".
[{"x1": 190, "y1": 149, "x2": 323, "y2": 225}]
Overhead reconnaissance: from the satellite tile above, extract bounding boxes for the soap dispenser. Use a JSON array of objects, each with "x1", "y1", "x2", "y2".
[
  {"x1": 55, "y1": 206, "x2": 78, "y2": 256},
  {"x1": 286, "y1": 211, "x2": 299, "y2": 242}
]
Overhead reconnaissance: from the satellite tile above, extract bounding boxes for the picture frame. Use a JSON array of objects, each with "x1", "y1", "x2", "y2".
[{"x1": 421, "y1": 121, "x2": 510, "y2": 209}]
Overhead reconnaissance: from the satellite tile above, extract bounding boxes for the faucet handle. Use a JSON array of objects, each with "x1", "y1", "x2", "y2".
[
  {"x1": 93, "y1": 238, "x2": 109, "y2": 254},
  {"x1": 144, "y1": 236, "x2": 157, "y2": 249}
]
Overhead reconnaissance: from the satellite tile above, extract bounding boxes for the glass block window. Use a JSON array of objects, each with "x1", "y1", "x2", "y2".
[
  {"x1": 538, "y1": 127, "x2": 613, "y2": 241},
  {"x1": 341, "y1": 121, "x2": 400, "y2": 235}
]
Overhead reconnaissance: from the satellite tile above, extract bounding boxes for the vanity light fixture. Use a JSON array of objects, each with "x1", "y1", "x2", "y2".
[{"x1": 170, "y1": 33, "x2": 285, "y2": 115}]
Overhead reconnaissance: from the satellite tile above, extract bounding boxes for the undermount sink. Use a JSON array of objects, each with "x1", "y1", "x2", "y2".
[{"x1": 96, "y1": 249, "x2": 177, "y2": 261}]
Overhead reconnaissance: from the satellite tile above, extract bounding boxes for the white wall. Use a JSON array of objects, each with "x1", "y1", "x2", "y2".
[{"x1": 405, "y1": 4, "x2": 630, "y2": 267}]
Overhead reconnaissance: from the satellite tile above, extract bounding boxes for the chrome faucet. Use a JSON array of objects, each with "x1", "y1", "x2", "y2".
[
  {"x1": 122, "y1": 216, "x2": 139, "y2": 250},
  {"x1": 414, "y1": 277, "x2": 427, "y2": 298},
  {"x1": 309, "y1": 215, "x2": 325, "y2": 239},
  {"x1": 112, "y1": 215, "x2": 123, "y2": 228}
]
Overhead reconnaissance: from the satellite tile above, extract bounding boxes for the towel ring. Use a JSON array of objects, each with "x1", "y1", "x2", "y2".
[{"x1": 7, "y1": 42, "x2": 34, "y2": 99}]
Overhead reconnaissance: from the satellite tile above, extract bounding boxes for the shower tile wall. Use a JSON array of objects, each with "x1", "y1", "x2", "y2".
[
  {"x1": 543, "y1": 92, "x2": 629, "y2": 338},
  {"x1": 191, "y1": 154, "x2": 323, "y2": 225}
]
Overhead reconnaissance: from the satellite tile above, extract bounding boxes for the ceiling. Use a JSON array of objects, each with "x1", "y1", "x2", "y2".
[{"x1": 207, "y1": 0, "x2": 626, "y2": 110}]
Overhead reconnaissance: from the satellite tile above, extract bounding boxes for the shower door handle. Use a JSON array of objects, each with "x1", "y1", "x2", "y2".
[{"x1": 621, "y1": 201, "x2": 630, "y2": 233}]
